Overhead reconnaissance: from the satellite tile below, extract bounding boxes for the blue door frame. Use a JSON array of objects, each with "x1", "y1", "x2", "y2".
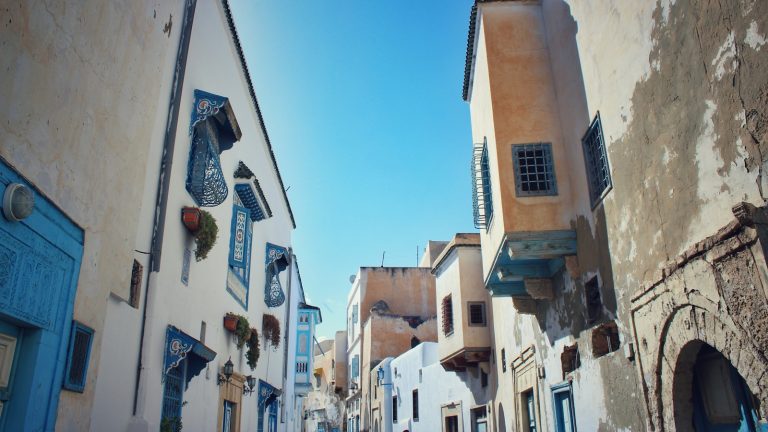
[{"x1": 0, "y1": 160, "x2": 84, "y2": 431}]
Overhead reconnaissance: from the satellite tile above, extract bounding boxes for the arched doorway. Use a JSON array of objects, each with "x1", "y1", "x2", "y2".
[
  {"x1": 497, "y1": 403, "x2": 506, "y2": 432},
  {"x1": 673, "y1": 342, "x2": 761, "y2": 431}
]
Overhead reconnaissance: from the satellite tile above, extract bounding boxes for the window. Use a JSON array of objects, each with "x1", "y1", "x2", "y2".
[
  {"x1": 352, "y1": 304, "x2": 359, "y2": 325},
  {"x1": 523, "y1": 390, "x2": 537, "y2": 432},
  {"x1": 412, "y1": 389, "x2": 419, "y2": 421},
  {"x1": 227, "y1": 196, "x2": 253, "y2": 308},
  {"x1": 445, "y1": 415, "x2": 460, "y2": 432},
  {"x1": 561, "y1": 344, "x2": 580, "y2": 376},
  {"x1": 468, "y1": 302, "x2": 487, "y2": 326},
  {"x1": 592, "y1": 321, "x2": 620, "y2": 357},
  {"x1": 161, "y1": 359, "x2": 187, "y2": 424},
  {"x1": 471, "y1": 407, "x2": 488, "y2": 432},
  {"x1": 472, "y1": 139, "x2": 493, "y2": 229},
  {"x1": 129, "y1": 259, "x2": 142, "y2": 308},
  {"x1": 501, "y1": 348, "x2": 507, "y2": 373},
  {"x1": 63, "y1": 321, "x2": 94, "y2": 392},
  {"x1": 411, "y1": 336, "x2": 420, "y2": 348},
  {"x1": 442, "y1": 295, "x2": 454, "y2": 336},
  {"x1": 585, "y1": 276, "x2": 603, "y2": 325},
  {"x1": 481, "y1": 368, "x2": 488, "y2": 388},
  {"x1": 512, "y1": 143, "x2": 557, "y2": 196},
  {"x1": 352, "y1": 355, "x2": 359, "y2": 379},
  {"x1": 552, "y1": 383, "x2": 576, "y2": 432},
  {"x1": 392, "y1": 396, "x2": 398, "y2": 422},
  {"x1": 582, "y1": 112, "x2": 611, "y2": 207}
]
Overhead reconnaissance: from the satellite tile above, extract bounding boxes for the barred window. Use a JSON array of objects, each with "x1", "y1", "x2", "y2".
[
  {"x1": 471, "y1": 139, "x2": 493, "y2": 229},
  {"x1": 468, "y1": 302, "x2": 486, "y2": 326},
  {"x1": 512, "y1": 143, "x2": 557, "y2": 196},
  {"x1": 63, "y1": 321, "x2": 94, "y2": 392},
  {"x1": 582, "y1": 112, "x2": 611, "y2": 206},
  {"x1": 441, "y1": 295, "x2": 454, "y2": 336}
]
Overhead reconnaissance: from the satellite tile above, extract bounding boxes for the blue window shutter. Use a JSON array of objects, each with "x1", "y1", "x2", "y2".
[{"x1": 229, "y1": 204, "x2": 251, "y2": 269}]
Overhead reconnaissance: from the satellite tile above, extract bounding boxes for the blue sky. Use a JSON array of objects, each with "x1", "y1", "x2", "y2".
[{"x1": 230, "y1": 1, "x2": 476, "y2": 339}]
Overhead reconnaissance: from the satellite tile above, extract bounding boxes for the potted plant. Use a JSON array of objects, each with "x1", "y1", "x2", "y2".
[
  {"x1": 223, "y1": 313, "x2": 239, "y2": 332},
  {"x1": 181, "y1": 207, "x2": 202, "y2": 232},
  {"x1": 160, "y1": 417, "x2": 182, "y2": 432},
  {"x1": 234, "y1": 315, "x2": 251, "y2": 349},
  {"x1": 246, "y1": 327, "x2": 260, "y2": 370},
  {"x1": 262, "y1": 314, "x2": 281, "y2": 349},
  {"x1": 193, "y1": 209, "x2": 218, "y2": 261}
]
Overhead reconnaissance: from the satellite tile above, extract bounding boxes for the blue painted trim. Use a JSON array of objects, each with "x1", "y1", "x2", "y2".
[
  {"x1": 551, "y1": 381, "x2": 576, "y2": 432},
  {"x1": 62, "y1": 321, "x2": 94, "y2": 393},
  {"x1": 0, "y1": 159, "x2": 84, "y2": 432}
]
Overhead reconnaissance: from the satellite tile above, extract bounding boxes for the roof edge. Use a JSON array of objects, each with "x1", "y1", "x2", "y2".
[{"x1": 221, "y1": 0, "x2": 296, "y2": 228}]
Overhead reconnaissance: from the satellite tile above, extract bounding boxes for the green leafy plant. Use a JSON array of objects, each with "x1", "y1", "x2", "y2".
[
  {"x1": 193, "y1": 210, "x2": 218, "y2": 261},
  {"x1": 160, "y1": 417, "x2": 182, "y2": 432},
  {"x1": 234, "y1": 315, "x2": 251, "y2": 349},
  {"x1": 262, "y1": 314, "x2": 281, "y2": 349},
  {"x1": 246, "y1": 327, "x2": 260, "y2": 370}
]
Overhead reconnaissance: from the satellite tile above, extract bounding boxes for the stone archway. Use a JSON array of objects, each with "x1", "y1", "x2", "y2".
[{"x1": 654, "y1": 304, "x2": 768, "y2": 431}]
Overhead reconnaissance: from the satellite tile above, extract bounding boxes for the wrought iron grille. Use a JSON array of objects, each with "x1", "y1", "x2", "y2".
[
  {"x1": 471, "y1": 140, "x2": 493, "y2": 229},
  {"x1": 186, "y1": 121, "x2": 229, "y2": 207},
  {"x1": 162, "y1": 363, "x2": 184, "y2": 421},
  {"x1": 582, "y1": 113, "x2": 611, "y2": 206},
  {"x1": 512, "y1": 143, "x2": 557, "y2": 196},
  {"x1": 64, "y1": 323, "x2": 93, "y2": 392}
]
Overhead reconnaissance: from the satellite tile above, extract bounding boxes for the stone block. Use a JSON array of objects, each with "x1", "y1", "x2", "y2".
[
  {"x1": 512, "y1": 298, "x2": 537, "y2": 314},
  {"x1": 525, "y1": 278, "x2": 554, "y2": 300}
]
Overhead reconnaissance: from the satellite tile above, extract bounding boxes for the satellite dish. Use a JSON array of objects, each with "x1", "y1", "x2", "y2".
[{"x1": 348, "y1": 275, "x2": 356, "y2": 284}]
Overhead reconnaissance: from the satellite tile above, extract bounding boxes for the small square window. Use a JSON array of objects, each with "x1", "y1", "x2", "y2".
[
  {"x1": 582, "y1": 112, "x2": 612, "y2": 207},
  {"x1": 442, "y1": 296, "x2": 454, "y2": 336},
  {"x1": 512, "y1": 143, "x2": 557, "y2": 196},
  {"x1": 468, "y1": 302, "x2": 487, "y2": 326},
  {"x1": 63, "y1": 321, "x2": 94, "y2": 392}
]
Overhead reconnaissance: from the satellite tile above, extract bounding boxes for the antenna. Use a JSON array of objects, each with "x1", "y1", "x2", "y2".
[
  {"x1": 381, "y1": 251, "x2": 386, "y2": 267},
  {"x1": 416, "y1": 245, "x2": 419, "y2": 266}
]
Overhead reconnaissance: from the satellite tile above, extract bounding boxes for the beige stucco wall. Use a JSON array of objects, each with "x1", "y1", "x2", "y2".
[
  {"x1": 0, "y1": 1, "x2": 182, "y2": 430},
  {"x1": 359, "y1": 267, "x2": 436, "y2": 325}
]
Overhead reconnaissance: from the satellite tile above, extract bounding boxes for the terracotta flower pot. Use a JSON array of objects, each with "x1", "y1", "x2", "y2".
[
  {"x1": 223, "y1": 314, "x2": 238, "y2": 332},
  {"x1": 182, "y1": 207, "x2": 201, "y2": 232}
]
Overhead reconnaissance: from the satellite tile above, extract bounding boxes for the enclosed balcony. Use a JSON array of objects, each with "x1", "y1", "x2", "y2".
[{"x1": 432, "y1": 234, "x2": 492, "y2": 371}]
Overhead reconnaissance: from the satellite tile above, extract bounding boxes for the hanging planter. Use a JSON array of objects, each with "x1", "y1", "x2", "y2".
[
  {"x1": 181, "y1": 207, "x2": 202, "y2": 232},
  {"x1": 234, "y1": 315, "x2": 251, "y2": 349},
  {"x1": 262, "y1": 314, "x2": 281, "y2": 349},
  {"x1": 246, "y1": 327, "x2": 260, "y2": 370},
  {"x1": 223, "y1": 313, "x2": 239, "y2": 332},
  {"x1": 193, "y1": 210, "x2": 218, "y2": 261}
]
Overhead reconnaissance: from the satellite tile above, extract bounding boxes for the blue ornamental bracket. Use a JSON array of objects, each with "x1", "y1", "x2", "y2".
[
  {"x1": 189, "y1": 89, "x2": 242, "y2": 150},
  {"x1": 264, "y1": 243, "x2": 289, "y2": 307},
  {"x1": 258, "y1": 380, "x2": 281, "y2": 408},
  {"x1": 163, "y1": 326, "x2": 196, "y2": 380}
]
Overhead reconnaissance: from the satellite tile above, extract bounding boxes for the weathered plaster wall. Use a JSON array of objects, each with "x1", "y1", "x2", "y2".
[
  {"x1": 359, "y1": 267, "x2": 436, "y2": 325},
  {"x1": 0, "y1": 1, "x2": 182, "y2": 430},
  {"x1": 304, "y1": 339, "x2": 345, "y2": 431}
]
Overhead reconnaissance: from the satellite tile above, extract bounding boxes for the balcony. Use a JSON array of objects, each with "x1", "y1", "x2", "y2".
[
  {"x1": 432, "y1": 234, "x2": 492, "y2": 371},
  {"x1": 485, "y1": 230, "x2": 577, "y2": 300}
]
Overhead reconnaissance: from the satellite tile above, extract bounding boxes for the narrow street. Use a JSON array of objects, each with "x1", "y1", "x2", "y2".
[{"x1": 0, "y1": 1, "x2": 766, "y2": 431}]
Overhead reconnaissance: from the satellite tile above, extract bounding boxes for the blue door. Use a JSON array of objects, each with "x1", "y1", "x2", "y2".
[
  {"x1": 552, "y1": 383, "x2": 576, "y2": 432},
  {"x1": 0, "y1": 162, "x2": 84, "y2": 431},
  {"x1": 525, "y1": 391, "x2": 537, "y2": 432},
  {"x1": 267, "y1": 400, "x2": 278, "y2": 432}
]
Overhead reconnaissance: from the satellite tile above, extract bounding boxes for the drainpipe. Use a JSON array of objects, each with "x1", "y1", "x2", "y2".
[
  {"x1": 132, "y1": 0, "x2": 197, "y2": 417},
  {"x1": 281, "y1": 248, "x2": 294, "y2": 424}
]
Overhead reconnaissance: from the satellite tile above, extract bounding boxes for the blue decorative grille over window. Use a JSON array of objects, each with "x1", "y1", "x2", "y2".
[
  {"x1": 471, "y1": 139, "x2": 493, "y2": 229},
  {"x1": 264, "y1": 243, "x2": 288, "y2": 307},
  {"x1": 257, "y1": 380, "x2": 280, "y2": 432},
  {"x1": 63, "y1": 321, "x2": 94, "y2": 393},
  {"x1": 228, "y1": 203, "x2": 253, "y2": 308},
  {"x1": 235, "y1": 183, "x2": 266, "y2": 221},
  {"x1": 512, "y1": 143, "x2": 557, "y2": 196},
  {"x1": 582, "y1": 113, "x2": 612, "y2": 207},
  {"x1": 186, "y1": 90, "x2": 242, "y2": 207}
]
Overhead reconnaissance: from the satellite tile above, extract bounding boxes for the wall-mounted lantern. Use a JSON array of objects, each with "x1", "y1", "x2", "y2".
[
  {"x1": 2, "y1": 183, "x2": 34, "y2": 222},
  {"x1": 243, "y1": 375, "x2": 257, "y2": 395},
  {"x1": 218, "y1": 357, "x2": 234, "y2": 385}
]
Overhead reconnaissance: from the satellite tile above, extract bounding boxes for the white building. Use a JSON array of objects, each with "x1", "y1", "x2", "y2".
[
  {"x1": 372, "y1": 343, "x2": 491, "y2": 432},
  {"x1": 346, "y1": 274, "x2": 363, "y2": 432},
  {"x1": 88, "y1": 1, "x2": 308, "y2": 431}
]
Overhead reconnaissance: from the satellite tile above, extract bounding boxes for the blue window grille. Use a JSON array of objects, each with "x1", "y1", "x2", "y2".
[
  {"x1": 471, "y1": 139, "x2": 493, "y2": 229},
  {"x1": 63, "y1": 321, "x2": 94, "y2": 393},
  {"x1": 552, "y1": 382, "x2": 576, "y2": 432},
  {"x1": 186, "y1": 120, "x2": 229, "y2": 207},
  {"x1": 228, "y1": 202, "x2": 253, "y2": 308},
  {"x1": 161, "y1": 360, "x2": 186, "y2": 423},
  {"x1": 235, "y1": 183, "x2": 267, "y2": 221},
  {"x1": 512, "y1": 143, "x2": 557, "y2": 197},
  {"x1": 582, "y1": 112, "x2": 611, "y2": 207}
]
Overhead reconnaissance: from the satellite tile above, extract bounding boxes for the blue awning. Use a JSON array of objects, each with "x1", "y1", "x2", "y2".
[{"x1": 163, "y1": 326, "x2": 216, "y2": 385}]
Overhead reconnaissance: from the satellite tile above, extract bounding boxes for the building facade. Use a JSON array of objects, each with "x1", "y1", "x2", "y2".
[
  {"x1": 345, "y1": 267, "x2": 439, "y2": 432},
  {"x1": 0, "y1": 1, "x2": 184, "y2": 430},
  {"x1": 464, "y1": 0, "x2": 768, "y2": 431},
  {"x1": 304, "y1": 334, "x2": 347, "y2": 432}
]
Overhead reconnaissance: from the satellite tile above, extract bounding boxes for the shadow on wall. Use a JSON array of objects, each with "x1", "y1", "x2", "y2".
[{"x1": 528, "y1": 0, "x2": 619, "y2": 343}]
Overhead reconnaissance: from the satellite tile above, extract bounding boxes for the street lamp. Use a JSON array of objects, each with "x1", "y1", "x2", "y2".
[
  {"x1": 218, "y1": 357, "x2": 234, "y2": 385},
  {"x1": 376, "y1": 367, "x2": 392, "y2": 386},
  {"x1": 243, "y1": 375, "x2": 257, "y2": 395}
]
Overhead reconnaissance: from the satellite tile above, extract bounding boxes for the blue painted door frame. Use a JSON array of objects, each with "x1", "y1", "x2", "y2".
[{"x1": 0, "y1": 160, "x2": 84, "y2": 431}]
